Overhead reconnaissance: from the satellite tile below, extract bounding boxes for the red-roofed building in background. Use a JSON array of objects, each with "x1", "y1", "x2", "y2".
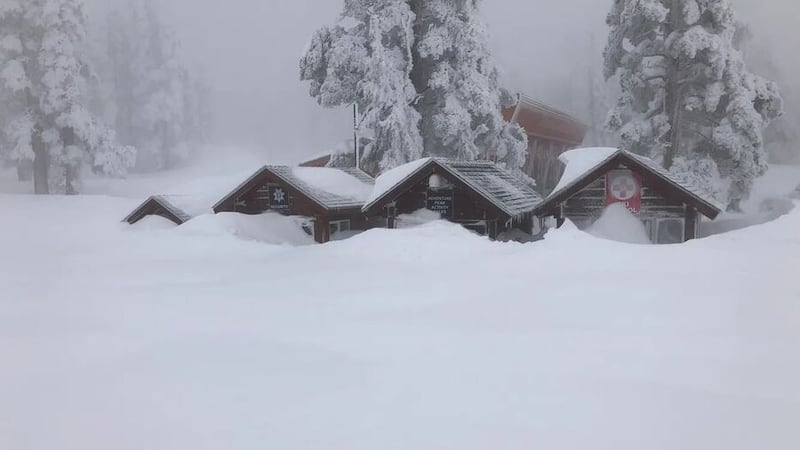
[
  {"x1": 502, "y1": 95, "x2": 587, "y2": 195},
  {"x1": 301, "y1": 95, "x2": 587, "y2": 194}
]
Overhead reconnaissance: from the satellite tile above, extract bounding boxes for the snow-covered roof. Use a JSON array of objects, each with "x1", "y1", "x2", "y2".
[
  {"x1": 540, "y1": 147, "x2": 724, "y2": 218},
  {"x1": 551, "y1": 147, "x2": 619, "y2": 194},
  {"x1": 124, "y1": 171, "x2": 256, "y2": 225},
  {"x1": 365, "y1": 158, "x2": 433, "y2": 207},
  {"x1": 363, "y1": 158, "x2": 542, "y2": 217},
  {"x1": 215, "y1": 166, "x2": 374, "y2": 212},
  {"x1": 276, "y1": 166, "x2": 374, "y2": 208}
]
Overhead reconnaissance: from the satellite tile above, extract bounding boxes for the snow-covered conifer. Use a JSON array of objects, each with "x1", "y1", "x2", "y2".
[
  {"x1": 300, "y1": 0, "x2": 524, "y2": 173},
  {"x1": 416, "y1": 0, "x2": 526, "y2": 169},
  {"x1": 0, "y1": 0, "x2": 135, "y2": 194},
  {"x1": 604, "y1": 0, "x2": 782, "y2": 207},
  {"x1": 106, "y1": 0, "x2": 203, "y2": 170},
  {"x1": 301, "y1": 0, "x2": 422, "y2": 172}
]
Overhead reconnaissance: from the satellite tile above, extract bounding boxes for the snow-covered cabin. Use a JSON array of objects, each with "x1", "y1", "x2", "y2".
[
  {"x1": 123, "y1": 172, "x2": 255, "y2": 226},
  {"x1": 213, "y1": 166, "x2": 377, "y2": 243},
  {"x1": 503, "y1": 95, "x2": 587, "y2": 194},
  {"x1": 362, "y1": 158, "x2": 543, "y2": 239},
  {"x1": 533, "y1": 148, "x2": 724, "y2": 244}
]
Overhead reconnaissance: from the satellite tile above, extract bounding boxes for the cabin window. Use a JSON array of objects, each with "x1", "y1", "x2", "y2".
[
  {"x1": 329, "y1": 219, "x2": 351, "y2": 236},
  {"x1": 656, "y1": 218, "x2": 684, "y2": 244},
  {"x1": 300, "y1": 219, "x2": 315, "y2": 238}
]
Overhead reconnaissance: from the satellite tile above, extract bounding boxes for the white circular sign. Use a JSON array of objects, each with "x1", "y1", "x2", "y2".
[{"x1": 609, "y1": 173, "x2": 638, "y2": 201}]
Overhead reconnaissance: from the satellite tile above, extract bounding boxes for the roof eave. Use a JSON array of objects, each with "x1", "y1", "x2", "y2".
[{"x1": 361, "y1": 159, "x2": 436, "y2": 213}]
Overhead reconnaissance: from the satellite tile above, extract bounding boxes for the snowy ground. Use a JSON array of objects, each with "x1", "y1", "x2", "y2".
[{"x1": 1, "y1": 163, "x2": 799, "y2": 450}]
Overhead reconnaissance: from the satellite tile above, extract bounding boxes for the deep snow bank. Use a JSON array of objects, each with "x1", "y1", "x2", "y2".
[
  {"x1": 0, "y1": 193, "x2": 798, "y2": 450},
  {"x1": 176, "y1": 212, "x2": 315, "y2": 246}
]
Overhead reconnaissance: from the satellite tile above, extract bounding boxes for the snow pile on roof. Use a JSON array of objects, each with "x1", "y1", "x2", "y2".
[
  {"x1": 588, "y1": 203, "x2": 653, "y2": 245},
  {"x1": 176, "y1": 212, "x2": 315, "y2": 246},
  {"x1": 366, "y1": 158, "x2": 432, "y2": 206},
  {"x1": 552, "y1": 147, "x2": 618, "y2": 194},
  {"x1": 131, "y1": 170, "x2": 258, "y2": 222},
  {"x1": 266, "y1": 166, "x2": 374, "y2": 210},
  {"x1": 291, "y1": 167, "x2": 373, "y2": 202}
]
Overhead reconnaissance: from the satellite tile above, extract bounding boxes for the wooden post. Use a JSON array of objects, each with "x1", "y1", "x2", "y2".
[
  {"x1": 487, "y1": 220, "x2": 498, "y2": 240},
  {"x1": 684, "y1": 207, "x2": 697, "y2": 241},
  {"x1": 386, "y1": 204, "x2": 397, "y2": 229},
  {"x1": 313, "y1": 218, "x2": 329, "y2": 244}
]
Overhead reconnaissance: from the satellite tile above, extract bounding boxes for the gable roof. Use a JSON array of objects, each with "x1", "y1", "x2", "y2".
[
  {"x1": 503, "y1": 94, "x2": 587, "y2": 146},
  {"x1": 213, "y1": 166, "x2": 374, "y2": 213},
  {"x1": 362, "y1": 158, "x2": 543, "y2": 217},
  {"x1": 123, "y1": 171, "x2": 255, "y2": 225},
  {"x1": 534, "y1": 148, "x2": 724, "y2": 219}
]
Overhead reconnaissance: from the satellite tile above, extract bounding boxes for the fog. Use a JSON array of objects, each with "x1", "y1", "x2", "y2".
[{"x1": 87, "y1": 0, "x2": 800, "y2": 164}]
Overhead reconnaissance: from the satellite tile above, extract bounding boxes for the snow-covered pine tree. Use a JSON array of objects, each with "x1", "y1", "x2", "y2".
[
  {"x1": 301, "y1": 0, "x2": 422, "y2": 172},
  {"x1": 106, "y1": 0, "x2": 202, "y2": 171},
  {"x1": 0, "y1": 0, "x2": 35, "y2": 181},
  {"x1": 0, "y1": 0, "x2": 134, "y2": 194},
  {"x1": 300, "y1": 0, "x2": 525, "y2": 173},
  {"x1": 414, "y1": 0, "x2": 526, "y2": 169},
  {"x1": 604, "y1": 0, "x2": 782, "y2": 207}
]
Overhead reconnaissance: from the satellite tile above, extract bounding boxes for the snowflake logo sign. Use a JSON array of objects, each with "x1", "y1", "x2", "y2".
[{"x1": 268, "y1": 185, "x2": 289, "y2": 210}]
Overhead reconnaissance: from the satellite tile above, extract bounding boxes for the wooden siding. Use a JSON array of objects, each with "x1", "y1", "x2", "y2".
[
  {"x1": 524, "y1": 138, "x2": 570, "y2": 195},
  {"x1": 560, "y1": 165, "x2": 687, "y2": 225},
  {"x1": 547, "y1": 163, "x2": 718, "y2": 243},
  {"x1": 382, "y1": 167, "x2": 532, "y2": 239},
  {"x1": 221, "y1": 171, "x2": 369, "y2": 243},
  {"x1": 125, "y1": 198, "x2": 185, "y2": 225}
]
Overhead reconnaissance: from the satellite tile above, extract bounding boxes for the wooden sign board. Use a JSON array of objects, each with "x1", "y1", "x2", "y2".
[
  {"x1": 269, "y1": 185, "x2": 290, "y2": 210},
  {"x1": 427, "y1": 190, "x2": 454, "y2": 218}
]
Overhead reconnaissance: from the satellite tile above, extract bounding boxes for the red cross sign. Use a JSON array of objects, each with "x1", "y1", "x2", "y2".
[{"x1": 606, "y1": 169, "x2": 642, "y2": 213}]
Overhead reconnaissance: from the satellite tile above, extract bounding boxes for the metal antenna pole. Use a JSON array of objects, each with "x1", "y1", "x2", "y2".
[{"x1": 353, "y1": 103, "x2": 360, "y2": 170}]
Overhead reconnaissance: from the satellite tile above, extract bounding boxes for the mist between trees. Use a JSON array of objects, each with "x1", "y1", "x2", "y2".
[{"x1": 1, "y1": 0, "x2": 797, "y2": 208}]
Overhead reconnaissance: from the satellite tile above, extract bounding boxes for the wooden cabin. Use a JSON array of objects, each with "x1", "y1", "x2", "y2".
[
  {"x1": 503, "y1": 95, "x2": 587, "y2": 195},
  {"x1": 533, "y1": 148, "x2": 723, "y2": 244},
  {"x1": 213, "y1": 166, "x2": 377, "y2": 243},
  {"x1": 124, "y1": 195, "x2": 199, "y2": 225},
  {"x1": 362, "y1": 158, "x2": 542, "y2": 239},
  {"x1": 123, "y1": 171, "x2": 260, "y2": 226}
]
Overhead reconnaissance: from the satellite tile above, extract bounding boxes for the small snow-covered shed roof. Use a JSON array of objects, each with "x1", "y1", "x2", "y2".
[
  {"x1": 123, "y1": 171, "x2": 256, "y2": 225},
  {"x1": 534, "y1": 147, "x2": 724, "y2": 219},
  {"x1": 363, "y1": 158, "x2": 543, "y2": 218},
  {"x1": 213, "y1": 166, "x2": 374, "y2": 213}
]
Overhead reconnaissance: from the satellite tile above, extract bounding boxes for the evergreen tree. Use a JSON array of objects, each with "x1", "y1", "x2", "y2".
[
  {"x1": 106, "y1": 0, "x2": 204, "y2": 171},
  {"x1": 0, "y1": 0, "x2": 134, "y2": 194},
  {"x1": 604, "y1": 0, "x2": 782, "y2": 207},
  {"x1": 300, "y1": 0, "x2": 526, "y2": 173}
]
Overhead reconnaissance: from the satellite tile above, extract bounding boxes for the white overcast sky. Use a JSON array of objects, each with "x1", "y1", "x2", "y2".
[{"x1": 86, "y1": 0, "x2": 800, "y2": 163}]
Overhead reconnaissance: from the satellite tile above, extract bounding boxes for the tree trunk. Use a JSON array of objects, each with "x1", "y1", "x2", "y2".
[
  {"x1": 32, "y1": 124, "x2": 49, "y2": 195},
  {"x1": 62, "y1": 127, "x2": 79, "y2": 195},
  {"x1": 663, "y1": 2, "x2": 684, "y2": 170}
]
